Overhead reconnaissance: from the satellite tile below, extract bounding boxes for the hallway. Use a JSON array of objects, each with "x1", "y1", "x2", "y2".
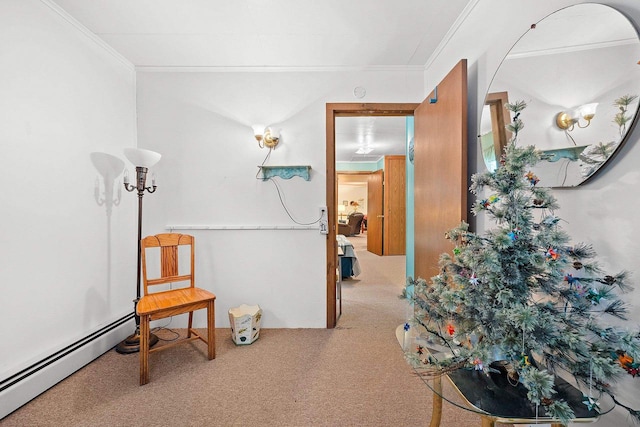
[{"x1": 337, "y1": 231, "x2": 409, "y2": 329}]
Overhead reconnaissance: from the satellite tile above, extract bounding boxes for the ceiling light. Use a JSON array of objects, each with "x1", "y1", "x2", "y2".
[{"x1": 355, "y1": 147, "x2": 373, "y2": 154}]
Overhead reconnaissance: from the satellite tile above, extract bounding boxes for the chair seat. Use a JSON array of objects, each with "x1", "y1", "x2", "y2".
[{"x1": 138, "y1": 287, "x2": 216, "y2": 319}]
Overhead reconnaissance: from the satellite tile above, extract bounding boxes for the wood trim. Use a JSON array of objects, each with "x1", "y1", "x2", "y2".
[
  {"x1": 325, "y1": 103, "x2": 419, "y2": 328},
  {"x1": 325, "y1": 104, "x2": 337, "y2": 329},
  {"x1": 485, "y1": 91, "x2": 512, "y2": 160},
  {"x1": 327, "y1": 103, "x2": 419, "y2": 117}
]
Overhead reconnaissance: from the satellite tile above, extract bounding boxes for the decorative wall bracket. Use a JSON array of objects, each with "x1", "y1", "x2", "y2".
[
  {"x1": 540, "y1": 145, "x2": 588, "y2": 162},
  {"x1": 258, "y1": 165, "x2": 311, "y2": 181}
]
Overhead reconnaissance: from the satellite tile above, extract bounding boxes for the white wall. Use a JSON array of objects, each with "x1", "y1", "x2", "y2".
[
  {"x1": 0, "y1": 0, "x2": 137, "y2": 416},
  {"x1": 425, "y1": 0, "x2": 640, "y2": 424},
  {"x1": 338, "y1": 182, "x2": 368, "y2": 217},
  {"x1": 136, "y1": 69, "x2": 424, "y2": 328}
]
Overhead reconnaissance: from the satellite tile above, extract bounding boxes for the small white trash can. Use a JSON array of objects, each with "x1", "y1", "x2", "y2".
[{"x1": 228, "y1": 304, "x2": 262, "y2": 345}]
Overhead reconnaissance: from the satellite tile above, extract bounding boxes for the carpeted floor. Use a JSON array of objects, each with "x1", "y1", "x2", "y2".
[{"x1": 1, "y1": 232, "x2": 480, "y2": 427}]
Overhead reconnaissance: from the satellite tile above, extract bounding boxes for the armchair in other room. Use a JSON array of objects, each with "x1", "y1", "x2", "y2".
[{"x1": 338, "y1": 212, "x2": 364, "y2": 236}]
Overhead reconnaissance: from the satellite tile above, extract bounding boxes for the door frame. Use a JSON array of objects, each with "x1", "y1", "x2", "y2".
[{"x1": 325, "y1": 103, "x2": 419, "y2": 328}]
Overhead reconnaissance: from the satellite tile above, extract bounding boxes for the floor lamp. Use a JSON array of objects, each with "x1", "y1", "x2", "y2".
[{"x1": 116, "y1": 148, "x2": 162, "y2": 354}]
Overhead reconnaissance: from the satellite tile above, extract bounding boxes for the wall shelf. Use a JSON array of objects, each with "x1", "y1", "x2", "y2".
[
  {"x1": 540, "y1": 145, "x2": 589, "y2": 162},
  {"x1": 258, "y1": 165, "x2": 311, "y2": 181}
]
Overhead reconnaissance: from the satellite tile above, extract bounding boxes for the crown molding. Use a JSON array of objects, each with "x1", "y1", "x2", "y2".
[
  {"x1": 40, "y1": 0, "x2": 134, "y2": 71},
  {"x1": 424, "y1": 0, "x2": 481, "y2": 70}
]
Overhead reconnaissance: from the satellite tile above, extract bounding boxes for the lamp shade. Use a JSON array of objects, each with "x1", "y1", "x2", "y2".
[
  {"x1": 252, "y1": 124, "x2": 265, "y2": 138},
  {"x1": 268, "y1": 127, "x2": 280, "y2": 138},
  {"x1": 579, "y1": 103, "x2": 598, "y2": 119},
  {"x1": 124, "y1": 148, "x2": 161, "y2": 168}
]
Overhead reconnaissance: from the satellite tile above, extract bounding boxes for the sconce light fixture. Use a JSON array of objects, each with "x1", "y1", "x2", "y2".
[
  {"x1": 556, "y1": 103, "x2": 598, "y2": 131},
  {"x1": 252, "y1": 124, "x2": 280, "y2": 149}
]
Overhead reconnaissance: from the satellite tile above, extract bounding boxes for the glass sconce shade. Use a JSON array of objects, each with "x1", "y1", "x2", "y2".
[
  {"x1": 252, "y1": 124, "x2": 266, "y2": 140},
  {"x1": 578, "y1": 103, "x2": 598, "y2": 120}
]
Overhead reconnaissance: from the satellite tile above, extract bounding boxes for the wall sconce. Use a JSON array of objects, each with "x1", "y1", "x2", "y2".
[
  {"x1": 556, "y1": 103, "x2": 598, "y2": 131},
  {"x1": 252, "y1": 124, "x2": 280, "y2": 149}
]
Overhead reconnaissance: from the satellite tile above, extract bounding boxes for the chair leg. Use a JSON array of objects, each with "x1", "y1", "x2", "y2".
[
  {"x1": 207, "y1": 300, "x2": 215, "y2": 360},
  {"x1": 187, "y1": 311, "x2": 193, "y2": 338},
  {"x1": 140, "y1": 314, "x2": 150, "y2": 386}
]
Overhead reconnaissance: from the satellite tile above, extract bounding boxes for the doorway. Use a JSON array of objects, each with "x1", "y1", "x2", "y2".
[
  {"x1": 325, "y1": 103, "x2": 419, "y2": 328},
  {"x1": 326, "y1": 60, "x2": 469, "y2": 329}
]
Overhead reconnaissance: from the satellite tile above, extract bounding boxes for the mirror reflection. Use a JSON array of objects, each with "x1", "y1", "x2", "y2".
[{"x1": 480, "y1": 3, "x2": 640, "y2": 187}]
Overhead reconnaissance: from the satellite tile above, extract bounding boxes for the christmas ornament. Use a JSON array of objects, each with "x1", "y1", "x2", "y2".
[
  {"x1": 525, "y1": 171, "x2": 540, "y2": 186},
  {"x1": 582, "y1": 395, "x2": 600, "y2": 412},
  {"x1": 446, "y1": 324, "x2": 455, "y2": 336},
  {"x1": 614, "y1": 350, "x2": 640, "y2": 377},
  {"x1": 473, "y1": 358, "x2": 484, "y2": 371},
  {"x1": 469, "y1": 273, "x2": 479, "y2": 286},
  {"x1": 587, "y1": 288, "x2": 604, "y2": 305},
  {"x1": 564, "y1": 274, "x2": 579, "y2": 285}
]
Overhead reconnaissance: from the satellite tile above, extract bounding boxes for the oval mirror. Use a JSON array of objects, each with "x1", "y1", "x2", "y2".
[{"x1": 480, "y1": 3, "x2": 640, "y2": 187}]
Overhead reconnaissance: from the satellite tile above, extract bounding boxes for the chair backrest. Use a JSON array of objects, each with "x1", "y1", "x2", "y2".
[
  {"x1": 348, "y1": 213, "x2": 364, "y2": 234},
  {"x1": 140, "y1": 233, "x2": 195, "y2": 296}
]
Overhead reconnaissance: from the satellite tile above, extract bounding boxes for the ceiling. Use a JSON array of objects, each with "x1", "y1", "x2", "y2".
[
  {"x1": 51, "y1": 0, "x2": 474, "y2": 161},
  {"x1": 335, "y1": 116, "x2": 407, "y2": 163}
]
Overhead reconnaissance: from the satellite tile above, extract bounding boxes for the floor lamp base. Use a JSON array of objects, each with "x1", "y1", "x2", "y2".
[{"x1": 115, "y1": 332, "x2": 159, "y2": 354}]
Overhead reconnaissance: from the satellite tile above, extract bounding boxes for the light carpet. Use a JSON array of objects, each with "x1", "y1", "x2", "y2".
[{"x1": 1, "y1": 233, "x2": 479, "y2": 427}]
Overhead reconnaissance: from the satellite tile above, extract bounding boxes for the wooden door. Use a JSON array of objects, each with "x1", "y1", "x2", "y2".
[
  {"x1": 367, "y1": 169, "x2": 384, "y2": 256},
  {"x1": 414, "y1": 59, "x2": 468, "y2": 281},
  {"x1": 383, "y1": 155, "x2": 406, "y2": 255}
]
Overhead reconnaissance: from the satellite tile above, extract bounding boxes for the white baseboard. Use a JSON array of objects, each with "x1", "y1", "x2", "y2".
[{"x1": 0, "y1": 316, "x2": 133, "y2": 420}]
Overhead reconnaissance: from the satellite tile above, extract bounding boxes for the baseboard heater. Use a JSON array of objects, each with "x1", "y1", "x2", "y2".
[{"x1": 0, "y1": 312, "x2": 134, "y2": 419}]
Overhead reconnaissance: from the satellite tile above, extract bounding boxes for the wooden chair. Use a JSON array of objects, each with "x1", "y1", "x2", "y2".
[{"x1": 137, "y1": 233, "x2": 216, "y2": 385}]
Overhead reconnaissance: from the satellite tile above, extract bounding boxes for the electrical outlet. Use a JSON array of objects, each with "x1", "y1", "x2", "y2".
[{"x1": 319, "y1": 206, "x2": 328, "y2": 234}]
